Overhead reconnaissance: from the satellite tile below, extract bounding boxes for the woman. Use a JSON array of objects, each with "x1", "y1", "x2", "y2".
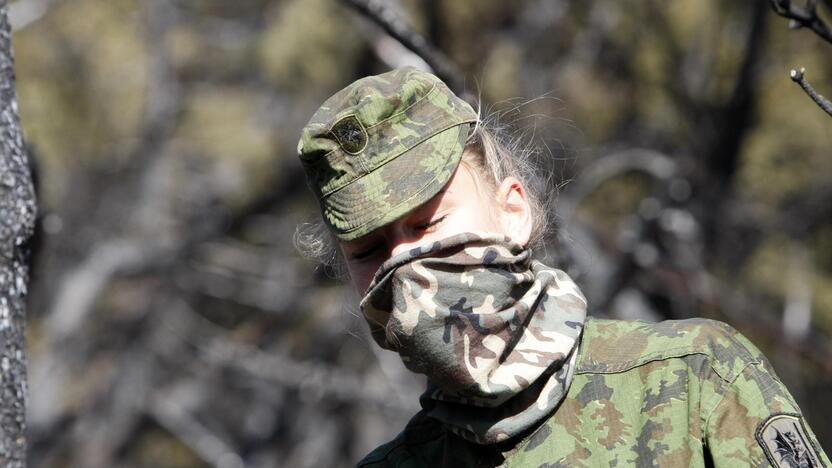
[{"x1": 296, "y1": 67, "x2": 829, "y2": 467}]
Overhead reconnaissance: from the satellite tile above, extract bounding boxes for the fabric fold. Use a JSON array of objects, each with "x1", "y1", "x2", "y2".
[{"x1": 359, "y1": 232, "x2": 588, "y2": 444}]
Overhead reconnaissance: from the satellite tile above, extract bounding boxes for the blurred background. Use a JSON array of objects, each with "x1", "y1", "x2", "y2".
[{"x1": 9, "y1": 0, "x2": 832, "y2": 466}]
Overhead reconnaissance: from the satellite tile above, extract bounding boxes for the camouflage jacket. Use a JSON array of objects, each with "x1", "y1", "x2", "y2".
[{"x1": 357, "y1": 317, "x2": 830, "y2": 467}]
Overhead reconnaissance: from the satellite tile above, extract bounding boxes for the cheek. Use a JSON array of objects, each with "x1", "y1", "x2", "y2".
[
  {"x1": 441, "y1": 206, "x2": 504, "y2": 237},
  {"x1": 466, "y1": 198, "x2": 506, "y2": 233},
  {"x1": 347, "y1": 261, "x2": 382, "y2": 294}
]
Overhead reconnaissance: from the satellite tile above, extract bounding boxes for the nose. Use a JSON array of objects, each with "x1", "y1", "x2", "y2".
[{"x1": 390, "y1": 240, "x2": 414, "y2": 258}]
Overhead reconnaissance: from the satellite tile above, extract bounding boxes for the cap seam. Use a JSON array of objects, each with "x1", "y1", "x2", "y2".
[
  {"x1": 358, "y1": 82, "x2": 438, "y2": 175},
  {"x1": 320, "y1": 121, "x2": 470, "y2": 200},
  {"x1": 365, "y1": 81, "x2": 438, "y2": 131}
]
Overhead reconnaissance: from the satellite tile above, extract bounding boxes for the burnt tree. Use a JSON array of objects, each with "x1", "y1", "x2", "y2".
[{"x1": 0, "y1": 0, "x2": 34, "y2": 466}]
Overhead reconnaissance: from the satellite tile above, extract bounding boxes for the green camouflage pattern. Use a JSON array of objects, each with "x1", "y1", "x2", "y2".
[
  {"x1": 357, "y1": 318, "x2": 830, "y2": 467},
  {"x1": 359, "y1": 232, "x2": 587, "y2": 444},
  {"x1": 297, "y1": 67, "x2": 478, "y2": 240}
]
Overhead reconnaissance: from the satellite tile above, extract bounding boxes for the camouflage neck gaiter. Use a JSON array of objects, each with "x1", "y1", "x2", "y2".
[{"x1": 360, "y1": 232, "x2": 587, "y2": 444}]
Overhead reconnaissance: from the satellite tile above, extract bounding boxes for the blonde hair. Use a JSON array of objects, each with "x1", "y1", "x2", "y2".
[
  {"x1": 461, "y1": 113, "x2": 555, "y2": 250},
  {"x1": 294, "y1": 113, "x2": 559, "y2": 275}
]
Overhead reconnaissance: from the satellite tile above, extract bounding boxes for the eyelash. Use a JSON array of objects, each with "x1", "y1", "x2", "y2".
[
  {"x1": 350, "y1": 216, "x2": 447, "y2": 260},
  {"x1": 416, "y1": 215, "x2": 446, "y2": 231},
  {"x1": 351, "y1": 244, "x2": 380, "y2": 260}
]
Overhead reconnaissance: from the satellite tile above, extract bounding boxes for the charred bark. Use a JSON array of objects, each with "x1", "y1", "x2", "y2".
[{"x1": 0, "y1": 1, "x2": 34, "y2": 466}]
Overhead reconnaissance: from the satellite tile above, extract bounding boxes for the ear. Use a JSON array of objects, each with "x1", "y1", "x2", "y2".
[{"x1": 496, "y1": 177, "x2": 532, "y2": 246}]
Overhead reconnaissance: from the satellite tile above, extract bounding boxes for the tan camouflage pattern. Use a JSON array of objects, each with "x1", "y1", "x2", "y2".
[
  {"x1": 359, "y1": 232, "x2": 587, "y2": 444},
  {"x1": 356, "y1": 318, "x2": 830, "y2": 467},
  {"x1": 297, "y1": 66, "x2": 478, "y2": 240}
]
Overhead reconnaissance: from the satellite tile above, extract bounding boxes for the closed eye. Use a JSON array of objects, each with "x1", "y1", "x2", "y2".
[
  {"x1": 415, "y1": 215, "x2": 447, "y2": 231},
  {"x1": 350, "y1": 243, "x2": 381, "y2": 260}
]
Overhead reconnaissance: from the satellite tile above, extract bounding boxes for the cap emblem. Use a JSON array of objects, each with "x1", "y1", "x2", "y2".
[{"x1": 331, "y1": 115, "x2": 367, "y2": 155}]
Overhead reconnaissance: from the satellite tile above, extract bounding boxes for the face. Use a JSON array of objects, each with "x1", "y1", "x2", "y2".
[{"x1": 339, "y1": 156, "x2": 533, "y2": 294}]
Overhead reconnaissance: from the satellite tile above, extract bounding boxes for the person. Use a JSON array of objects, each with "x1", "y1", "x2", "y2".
[{"x1": 295, "y1": 66, "x2": 829, "y2": 467}]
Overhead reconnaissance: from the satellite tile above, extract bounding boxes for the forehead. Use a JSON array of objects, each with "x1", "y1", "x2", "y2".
[
  {"x1": 402, "y1": 160, "x2": 490, "y2": 210},
  {"x1": 345, "y1": 163, "x2": 493, "y2": 240}
]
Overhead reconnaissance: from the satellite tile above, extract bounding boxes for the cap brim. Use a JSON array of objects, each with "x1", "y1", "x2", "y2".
[{"x1": 322, "y1": 123, "x2": 470, "y2": 241}]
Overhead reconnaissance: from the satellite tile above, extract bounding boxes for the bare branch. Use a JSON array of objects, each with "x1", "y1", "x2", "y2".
[
  {"x1": 790, "y1": 67, "x2": 832, "y2": 117},
  {"x1": 129, "y1": 0, "x2": 181, "y2": 163},
  {"x1": 8, "y1": 0, "x2": 53, "y2": 31},
  {"x1": 44, "y1": 240, "x2": 147, "y2": 339},
  {"x1": 158, "y1": 302, "x2": 416, "y2": 413},
  {"x1": 340, "y1": 0, "x2": 467, "y2": 95},
  {"x1": 146, "y1": 390, "x2": 243, "y2": 468},
  {"x1": 770, "y1": 0, "x2": 832, "y2": 43},
  {"x1": 557, "y1": 148, "x2": 678, "y2": 221}
]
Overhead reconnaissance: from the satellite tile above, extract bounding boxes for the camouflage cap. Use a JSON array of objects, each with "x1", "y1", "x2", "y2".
[{"x1": 297, "y1": 66, "x2": 478, "y2": 241}]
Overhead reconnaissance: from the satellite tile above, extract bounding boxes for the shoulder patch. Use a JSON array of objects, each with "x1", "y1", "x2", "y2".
[{"x1": 756, "y1": 413, "x2": 825, "y2": 468}]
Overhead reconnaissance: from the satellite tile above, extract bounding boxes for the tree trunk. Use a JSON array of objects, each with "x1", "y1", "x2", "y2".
[{"x1": 0, "y1": 1, "x2": 34, "y2": 466}]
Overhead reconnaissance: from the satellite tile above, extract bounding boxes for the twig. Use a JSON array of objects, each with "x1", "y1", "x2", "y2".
[
  {"x1": 769, "y1": 0, "x2": 832, "y2": 43},
  {"x1": 340, "y1": 0, "x2": 466, "y2": 95},
  {"x1": 790, "y1": 67, "x2": 832, "y2": 117},
  {"x1": 44, "y1": 240, "x2": 148, "y2": 339}
]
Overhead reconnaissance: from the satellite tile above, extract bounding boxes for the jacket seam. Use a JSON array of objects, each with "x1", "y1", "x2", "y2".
[
  {"x1": 577, "y1": 347, "x2": 760, "y2": 382},
  {"x1": 575, "y1": 320, "x2": 592, "y2": 370},
  {"x1": 701, "y1": 360, "x2": 757, "y2": 450},
  {"x1": 577, "y1": 349, "x2": 727, "y2": 377}
]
